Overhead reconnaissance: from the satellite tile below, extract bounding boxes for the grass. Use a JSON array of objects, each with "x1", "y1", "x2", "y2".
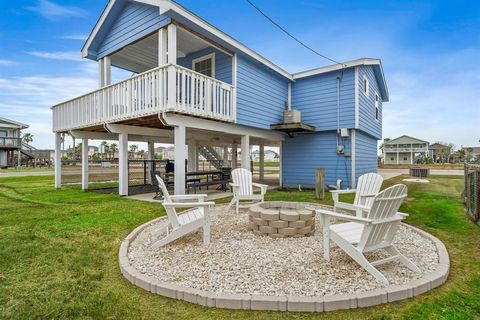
[{"x1": 0, "y1": 175, "x2": 479, "y2": 319}]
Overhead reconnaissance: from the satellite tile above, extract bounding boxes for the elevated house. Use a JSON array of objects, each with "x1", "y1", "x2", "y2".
[
  {"x1": 382, "y1": 135, "x2": 429, "y2": 164},
  {"x1": 51, "y1": 0, "x2": 388, "y2": 195},
  {"x1": 429, "y1": 143, "x2": 451, "y2": 163},
  {"x1": 0, "y1": 117, "x2": 30, "y2": 168}
]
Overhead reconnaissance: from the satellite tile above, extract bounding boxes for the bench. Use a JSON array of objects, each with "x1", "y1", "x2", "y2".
[{"x1": 187, "y1": 179, "x2": 228, "y2": 194}]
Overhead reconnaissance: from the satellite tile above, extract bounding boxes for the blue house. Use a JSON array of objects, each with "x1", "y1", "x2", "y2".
[{"x1": 51, "y1": 0, "x2": 388, "y2": 196}]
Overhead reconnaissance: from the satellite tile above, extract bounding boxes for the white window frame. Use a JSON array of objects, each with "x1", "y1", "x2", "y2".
[
  {"x1": 375, "y1": 92, "x2": 379, "y2": 121},
  {"x1": 363, "y1": 75, "x2": 369, "y2": 96},
  {"x1": 192, "y1": 53, "x2": 215, "y2": 78}
]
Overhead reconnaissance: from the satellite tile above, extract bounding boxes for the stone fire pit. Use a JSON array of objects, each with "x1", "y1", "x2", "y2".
[{"x1": 247, "y1": 201, "x2": 316, "y2": 238}]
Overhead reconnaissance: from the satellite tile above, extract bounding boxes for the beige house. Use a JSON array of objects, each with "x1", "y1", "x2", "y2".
[{"x1": 382, "y1": 135, "x2": 429, "y2": 164}]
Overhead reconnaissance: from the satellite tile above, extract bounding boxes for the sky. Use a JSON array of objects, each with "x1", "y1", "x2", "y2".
[{"x1": 0, "y1": 0, "x2": 479, "y2": 150}]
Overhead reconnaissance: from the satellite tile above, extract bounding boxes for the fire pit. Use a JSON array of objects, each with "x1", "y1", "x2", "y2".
[{"x1": 247, "y1": 201, "x2": 316, "y2": 238}]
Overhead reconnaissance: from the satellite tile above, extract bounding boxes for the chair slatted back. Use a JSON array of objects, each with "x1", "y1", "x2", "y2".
[
  {"x1": 231, "y1": 168, "x2": 253, "y2": 196},
  {"x1": 155, "y1": 175, "x2": 179, "y2": 229},
  {"x1": 358, "y1": 184, "x2": 407, "y2": 251},
  {"x1": 354, "y1": 173, "x2": 384, "y2": 208}
]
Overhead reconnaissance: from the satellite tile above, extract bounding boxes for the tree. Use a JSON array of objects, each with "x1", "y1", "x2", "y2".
[
  {"x1": 129, "y1": 144, "x2": 138, "y2": 155},
  {"x1": 22, "y1": 132, "x2": 33, "y2": 144},
  {"x1": 109, "y1": 143, "x2": 118, "y2": 159}
]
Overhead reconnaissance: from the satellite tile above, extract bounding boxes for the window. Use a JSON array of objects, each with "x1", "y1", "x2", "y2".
[
  {"x1": 375, "y1": 93, "x2": 379, "y2": 120},
  {"x1": 0, "y1": 130, "x2": 7, "y2": 137},
  {"x1": 363, "y1": 76, "x2": 369, "y2": 96},
  {"x1": 403, "y1": 157, "x2": 408, "y2": 161},
  {"x1": 390, "y1": 157, "x2": 394, "y2": 161},
  {"x1": 192, "y1": 53, "x2": 215, "y2": 77}
]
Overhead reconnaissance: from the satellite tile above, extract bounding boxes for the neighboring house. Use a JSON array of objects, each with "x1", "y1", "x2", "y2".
[
  {"x1": 382, "y1": 135, "x2": 429, "y2": 164},
  {"x1": 252, "y1": 150, "x2": 278, "y2": 162},
  {"x1": 51, "y1": 0, "x2": 388, "y2": 195},
  {"x1": 0, "y1": 117, "x2": 29, "y2": 168},
  {"x1": 462, "y1": 147, "x2": 480, "y2": 162},
  {"x1": 429, "y1": 143, "x2": 451, "y2": 163},
  {"x1": 88, "y1": 146, "x2": 99, "y2": 157}
]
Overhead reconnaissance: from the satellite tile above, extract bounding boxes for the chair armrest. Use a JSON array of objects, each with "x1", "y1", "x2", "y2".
[
  {"x1": 353, "y1": 204, "x2": 370, "y2": 211},
  {"x1": 162, "y1": 201, "x2": 215, "y2": 208},
  {"x1": 397, "y1": 212, "x2": 409, "y2": 217},
  {"x1": 316, "y1": 208, "x2": 373, "y2": 223},
  {"x1": 330, "y1": 189, "x2": 356, "y2": 194},
  {"x1": 252, "y1": 182, "x2": 268, "y2": 189},
  {"x1": 170, "y1": 194, "x2": 208, "y2": 201}
]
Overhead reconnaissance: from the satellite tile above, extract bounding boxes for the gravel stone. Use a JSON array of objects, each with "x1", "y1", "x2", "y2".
[{"x1": 128, "y1": 204, "x2": 439, "y2": 297}]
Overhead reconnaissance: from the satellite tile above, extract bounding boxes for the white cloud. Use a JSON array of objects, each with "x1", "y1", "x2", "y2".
[
  {"x1": 60, "y1": 34, "x2": 89, "y2": 41},
  {"x1": 0, "y1": 59, "x2": 15, "y2": 66},
  {"x1": 26, "y1": 51, "x2": 81, "y2": 61},
  {"x1": 26, "y1": 0, "x2": 86, "y2": 20}
]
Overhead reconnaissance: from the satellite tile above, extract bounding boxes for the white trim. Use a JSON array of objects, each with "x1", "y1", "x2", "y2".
[
  {"x1": 287, "y1": 82, "x2": 292, "y2": 110},
  {"x1": 232, "y1": 53, "x2": 237, "y2": 123},
  {"x1": 362, "y1": 75, "x2": 369, "y2": 97},
  {"x1": 351, "y1": 129, "x2": 356, "y2": 189},
  {"x1": 192, "y1": 52, "x2": 215, "y2": 78},
  {"x1": 81, "y1": 0, "x2": 116, "y2": 58},
  {"x1": 293, "y1": 58, "x2": 380, "y2": 79},
  {"x1": 354, "y1": 66, "x2": 359, "y2": 128},
  {"x1": 0, "y1": 117, "x2": 29, "y2": 129}
]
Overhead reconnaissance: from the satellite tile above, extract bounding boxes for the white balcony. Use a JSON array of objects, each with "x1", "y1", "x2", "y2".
[{"x1": 52, "y1": 64, "x2": 235, "y2": 132}]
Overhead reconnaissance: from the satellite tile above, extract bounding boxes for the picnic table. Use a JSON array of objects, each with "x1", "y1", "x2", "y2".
[{"x1": 165, "y1": 169, "x2": 231, "y2": 193}]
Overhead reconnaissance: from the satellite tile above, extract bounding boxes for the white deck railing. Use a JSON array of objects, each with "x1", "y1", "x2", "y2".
[
  {"x1": 384, "y1": 147, "x2": 428, "y2": 152},
  {"x1": 52, "y1": 64, "x2": 235, "y2": 132}
]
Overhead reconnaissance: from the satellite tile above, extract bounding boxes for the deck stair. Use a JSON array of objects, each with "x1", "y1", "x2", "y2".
[
  {"x1": 199, "y1": 146, "x2": 224, "y2": 169},
  {"x1": 21, "y1": 142, "x2": 36, "y2": 159}
]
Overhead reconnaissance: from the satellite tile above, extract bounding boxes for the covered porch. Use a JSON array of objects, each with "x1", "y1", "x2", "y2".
[{"x1": 54, "y1": 113, "x2": 283, "y2": 196}]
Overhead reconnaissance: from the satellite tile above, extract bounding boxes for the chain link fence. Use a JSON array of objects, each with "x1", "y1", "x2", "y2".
[{"x1": 464, "y1": 163, "x2": 480, "y2": 222}]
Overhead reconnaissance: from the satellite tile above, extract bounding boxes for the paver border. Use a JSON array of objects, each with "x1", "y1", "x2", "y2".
[{"x1": 119, "y1": 207, "x2": 449, "y2": 312}]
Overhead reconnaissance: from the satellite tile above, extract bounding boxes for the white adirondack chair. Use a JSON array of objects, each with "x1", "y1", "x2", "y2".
[
  {"x1": 151, "y1": 175, "x2": 215, "y2": 249},
  {"x1": 227, "y1": 168, "x2": 268, "y2": 214},
  {"x1": 331, "y1": 172, "x2": 384, "y2": 217},
  {"x1": 317, "y1": 184, "x2": 420, "y2": 284}
]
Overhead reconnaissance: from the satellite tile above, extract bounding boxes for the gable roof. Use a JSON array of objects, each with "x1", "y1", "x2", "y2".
[
  {"x1": 429, "y1": 143, "x2": 450, "y2": 149},
  {"x1": 0, "y1": 117, "x2": 29, "y2": 129},
  {"x1": 82, "y1": 0, "x2": 389, "y2": 90},
  {"x1": 384, "y1": 135, "x2": 429, "y2": 145}
]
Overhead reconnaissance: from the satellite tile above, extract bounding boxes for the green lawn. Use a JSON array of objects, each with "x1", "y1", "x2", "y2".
[{"x1": 0, "y1": 175, "x2": 479, "y2": 319}]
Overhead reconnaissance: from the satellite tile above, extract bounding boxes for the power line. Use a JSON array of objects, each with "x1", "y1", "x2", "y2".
[{"x1": 246, "y1": 0, "x2": 345, "y2": 66}]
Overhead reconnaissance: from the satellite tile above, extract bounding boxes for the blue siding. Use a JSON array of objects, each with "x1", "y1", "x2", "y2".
[
  {"x1": 282, "y1": 131, "x2": 353, "y2": 189},
  {"x1": 97, "y1": 2, "x2": 168, "y2": 59},
  {"x1": 177, "y1": 47, "x2": 232, "y2": 84},
  {"x1": 355, "y1": 130, "x2": 379, "y2": 183},
  {"x1": 236, "y1": 55, "x2": 288, "y2": 129},
  {"x1": 358, "y1": 65, "x2": 382, "y2": 139},
  {"x1": 291, "y1": 68, "x2": 355, "y2": 131}
]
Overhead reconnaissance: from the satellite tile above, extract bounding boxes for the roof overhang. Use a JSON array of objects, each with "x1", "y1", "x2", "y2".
[
  {"x1": 0, "y1": 117, "x2": 29, "y2": 129},
  {"x1": 292, "y1": 58, "x2": 389, "y2": 102}
]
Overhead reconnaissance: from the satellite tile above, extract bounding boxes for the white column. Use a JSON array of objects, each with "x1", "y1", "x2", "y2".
[
  {"x1": 104, "y1": 56, "x2": 111, "y2": 86},
  {"x1": 54, "y1": 132, "x2": 62, "y2": 188},
  {"x1": 98, "y1": 58, "x2": 105, "y2": 87},
  {"x1": 147, "y1": 140, "x2": 155, "y2": 184},
  {"x1": 223, "y1": 146, "x2": 229, "y2": 168},
  {"x1": 158, "y1": 28, "x2": 168, "y2": 66},
  {"x1": 119, "y1": 133, "x2": 129, "y2": 196},
  {"x1": 187, "y1": 140, "x2": 197, "y2": 172},
  {"x1": 232, "y1": 53, "x2": 238, "y2": 122},
  {"x1": 397, "y1": 145, "x2": 399, "y2": 165},
  {"x1": 241, "y1": 135, "x2": 250, "y2": 171},
  {"x1": 232, "y1": 144, "x2": 238, "y2": 169},
  {"x1": 259, "y1": 144, "x2": 265, "y2": 181},
  {"x1": 167, "y1": 24, "x2": 177, "y2": 64},
  {"x1": 174, "y1": 125, "x2": 186, "y2": 195},
  {"x1": 411, "y1": 143, "x2": 413, "y2": 165},
  {"x1": 81, "y1": 138, "x2": 89, "y2": 190}
]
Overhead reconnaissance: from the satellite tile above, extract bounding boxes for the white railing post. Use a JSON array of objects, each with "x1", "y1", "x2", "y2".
[{"x1": 167, "y1": 65, "x2": 177, "y2": 110}]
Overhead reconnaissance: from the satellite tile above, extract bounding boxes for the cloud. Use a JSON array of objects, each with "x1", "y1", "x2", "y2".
[
  {"x1": 26, "y1": 0, "x2": 86, "y2": 20},
  {"x1": 0, "y1": 59, "x2": 15, "y2": 66},
  {"x1": 60, "y1": 34, "x2": 89, "y2": 41},
  {"x1": 26, "y1": 51, "x2": 81, "y2": 61}
]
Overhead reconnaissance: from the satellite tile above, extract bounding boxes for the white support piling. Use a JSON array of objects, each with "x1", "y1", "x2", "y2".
[
  {"x1": 241, "y1": 135, "x2": 250, "y2": 171},
  {"x1": 119, "y1": 133, "x2": 129, "y2": 196},
  {"x1": 81, "y1": 138, "x2": 89, "y2": 190},
  {"x1": 54, "y1": 132, "x2": 62, "y2": 188},
  {"x1": 174, "y1": 125, "x2": 186, "y2": 195}
]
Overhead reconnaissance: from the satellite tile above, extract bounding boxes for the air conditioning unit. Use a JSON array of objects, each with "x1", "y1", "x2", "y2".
[{"x1": 284, "y1": 109, "x2": 301, "y2": 123}]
